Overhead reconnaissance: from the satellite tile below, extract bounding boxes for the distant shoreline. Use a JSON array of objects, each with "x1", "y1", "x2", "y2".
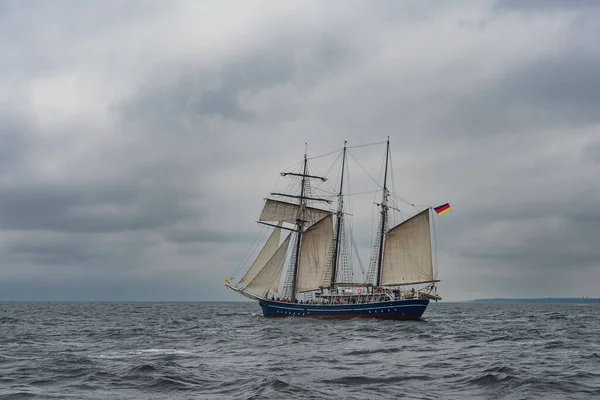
[{"x1": 470, "y1": 298, "x2": 600, "y2": 304}]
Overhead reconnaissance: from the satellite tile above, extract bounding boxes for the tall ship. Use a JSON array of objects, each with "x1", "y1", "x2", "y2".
[{"x1": 225, "y1": 138, "x2": 449, "y2": 319}]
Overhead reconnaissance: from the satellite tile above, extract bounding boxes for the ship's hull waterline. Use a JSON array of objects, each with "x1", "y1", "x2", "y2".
[{"x1": 258, "y1": 298, "x2": 430, "y2": 319}]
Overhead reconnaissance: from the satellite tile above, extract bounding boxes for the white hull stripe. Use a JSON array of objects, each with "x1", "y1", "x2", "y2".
[{"x1": 268, "y1": 304, "x2": 427, "y2": 312}]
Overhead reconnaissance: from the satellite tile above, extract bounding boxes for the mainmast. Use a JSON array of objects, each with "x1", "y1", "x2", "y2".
[
  {"x1": 290, "y1": 152, "x2": 309, "y2": 301},
  {"x1": 376, "y1": 137, "x2": 390, "y2": 286},
  {"x1": 330, "y1": 141, "x2": 347, "y2": 288}
]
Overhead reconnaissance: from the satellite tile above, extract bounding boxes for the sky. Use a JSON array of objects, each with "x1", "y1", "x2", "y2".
[{"x1": 1, "y1": 0, "x2": 599, "y2": 301}]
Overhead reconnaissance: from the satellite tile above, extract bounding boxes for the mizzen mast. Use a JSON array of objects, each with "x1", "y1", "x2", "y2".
[{"x1": 375, "y1": 137, "x2": 390, "y2": 287}]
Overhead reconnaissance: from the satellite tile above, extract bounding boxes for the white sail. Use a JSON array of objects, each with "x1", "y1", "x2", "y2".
[
  {"x1": 380, "y1": 209, "x2": 434, "y2": 286},
  {"x1": 244, "y1": 233, "x2": 291, "y2": 294},
  {"x1": 259, "y1": 199, "x2": 331, "y2": 226},
  {"x1": 296, "y1": 214, "x2": 334, "y2": 293},
  {"x1": 238, "y1": 223, "x2": 282, "y2": 286}
]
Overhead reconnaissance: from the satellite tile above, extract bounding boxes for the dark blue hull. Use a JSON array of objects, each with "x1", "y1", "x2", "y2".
[{"x1": 258, "y1": 298, "x2": 430, "y2": 319}]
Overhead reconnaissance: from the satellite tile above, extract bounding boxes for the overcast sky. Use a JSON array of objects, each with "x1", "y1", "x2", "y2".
[{"x1": 1, "y1": 0, "x2": 598, "y2": 301}]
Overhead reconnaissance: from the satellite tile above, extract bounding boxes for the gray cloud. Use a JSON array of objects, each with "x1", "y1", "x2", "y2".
[
  {"x1": 0, "y1": 182, "x2": 193, "y2": 232},
  {"x1": 436, "y1": 50, "x2": 600, "y2": 137},
  {"x1": 0, "y1": 0, "x2": 598, "y2": 301},
  {"x1": 122, "y1": 29, "x2": 357, "y2": 124},
  {"x1": 0, "y1": 111, "x2": 33, "y2": 170},
  {"x1": 494, "y1": 0, "x2": 600, "y2": 12}
]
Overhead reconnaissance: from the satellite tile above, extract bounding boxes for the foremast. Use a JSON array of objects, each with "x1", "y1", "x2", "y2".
[
  {"x1": 376, "y1": 137, "x2": 390, "y2": 287},
  {"x1": 290, "y1": 153, "x2": 309, "y2": 301},
  {"x1": 281, "y1": 150, "x2": 330, "y2": 301}
]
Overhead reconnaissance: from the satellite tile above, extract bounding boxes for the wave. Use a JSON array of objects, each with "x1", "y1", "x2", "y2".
[{"x1": 0, "y1": 302, "x2": 598, "y2": 399}]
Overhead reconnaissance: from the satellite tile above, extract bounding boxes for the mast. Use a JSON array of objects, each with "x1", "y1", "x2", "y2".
[
  {"x1": 376, "y1": 137, "x2": 390, "y2": 287},
  {"x1": 290, "y1": 152, "x2": 308, "y2": 301},
  {"x1": 330, "y1": 141, "x2": 347, "y2": 288}
]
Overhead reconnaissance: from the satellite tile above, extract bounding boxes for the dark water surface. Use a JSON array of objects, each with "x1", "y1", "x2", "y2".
[{"x1": 0, "y1": 302, "x2": 598, "y2": 399}]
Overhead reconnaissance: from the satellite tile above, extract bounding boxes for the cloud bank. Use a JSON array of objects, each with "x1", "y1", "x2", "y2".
[{"x1": 1, "y1": 0, "x2": 598, "y2": 300}]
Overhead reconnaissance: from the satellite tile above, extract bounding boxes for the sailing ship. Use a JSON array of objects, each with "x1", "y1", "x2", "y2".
[{"x1": 225, "y1": 138, "x2": 448, "y2": 319}]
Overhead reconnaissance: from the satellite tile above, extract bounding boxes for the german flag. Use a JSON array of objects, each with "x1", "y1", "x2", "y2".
[{"x1": 434, "y1": 203, "x2": 451, "y2": 215}]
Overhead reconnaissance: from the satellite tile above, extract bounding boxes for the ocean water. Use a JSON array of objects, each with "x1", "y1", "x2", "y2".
[{"x1": 0, "y1": 302, "x2": 598, "y2": 399}]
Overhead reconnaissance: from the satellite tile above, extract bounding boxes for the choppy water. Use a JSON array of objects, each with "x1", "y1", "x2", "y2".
[{"x1": 0, "y1": 302, "x2": 599, "y2": 399}]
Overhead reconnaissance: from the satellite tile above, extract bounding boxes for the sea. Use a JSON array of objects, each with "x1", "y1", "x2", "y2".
[{"x1": 0, "y1": 302, "x2": 598, "y2": 400}]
